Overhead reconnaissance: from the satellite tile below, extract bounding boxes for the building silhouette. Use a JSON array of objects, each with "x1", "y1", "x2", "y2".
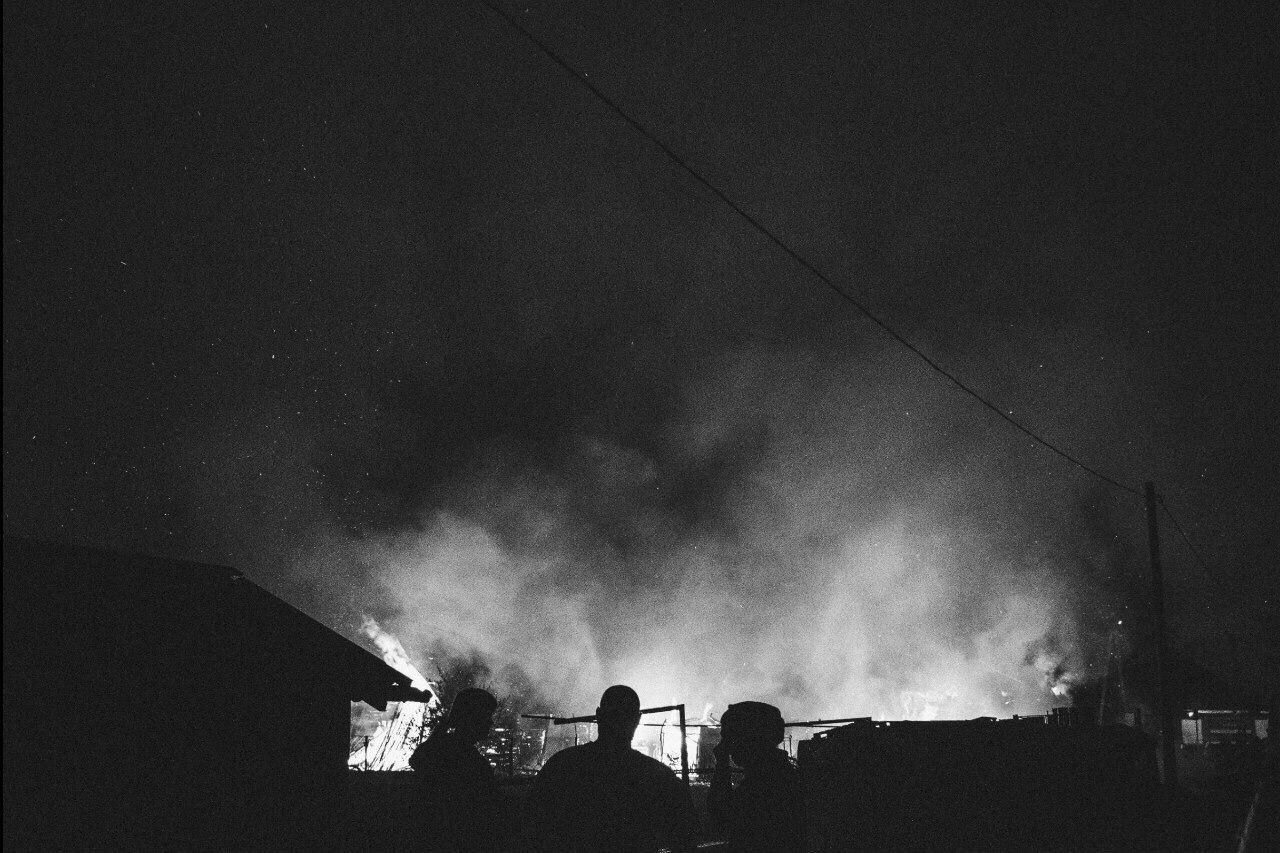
[{"x1": 3, "y1": 537, "x2": 429, "y2": 849}]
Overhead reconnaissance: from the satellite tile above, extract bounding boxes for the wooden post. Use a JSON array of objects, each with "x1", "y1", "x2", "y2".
[
  {"x1": 1146, "y1": 481, "x2": 1179, "y2": 785},
  {"x1": 677, "y1": 704, "x2": 689, "y2": 789}
]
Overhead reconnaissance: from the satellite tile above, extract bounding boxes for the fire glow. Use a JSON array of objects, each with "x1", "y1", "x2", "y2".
[
  {"x1": 349, "y1": 617, "x2": 440, "y2": 771},
  {"x1": 356, "y1": 516, "x2": 1087, "y2": 722},
  {"x1": 342, "y1": 353, "x2": 1112, "y2": 763}
]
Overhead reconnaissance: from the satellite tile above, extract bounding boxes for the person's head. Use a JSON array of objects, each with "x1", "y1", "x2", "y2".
[
  {"x1": 448, "y1": 688, "x2": 498, "y2": 743},
  {"x1": 719, "y1": 701, "x2": 785, "y2": 768},
  {"x1": 595, "y1": 685, "x2": 642, "y2": 745}
]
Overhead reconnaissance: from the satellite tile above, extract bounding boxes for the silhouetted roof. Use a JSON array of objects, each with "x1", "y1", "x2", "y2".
[{"x1": 2, "y1": 537, "x2": 430, "y2": 710}]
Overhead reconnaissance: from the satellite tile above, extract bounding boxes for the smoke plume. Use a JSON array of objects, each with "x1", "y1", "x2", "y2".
[{"x1": 322, "y1": 347, "x2": 1121, "y2": 720}]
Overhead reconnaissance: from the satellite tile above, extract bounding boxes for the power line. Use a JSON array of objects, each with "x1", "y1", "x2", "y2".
[
  {"x1": 1157, "y1": 496, "x2": 1219, "y2": 584},
  {"x1": 476, "y1": 0, "x2": 1142, "y2": 498},
  {"x1": 1157, "y1": 495, "x2": 1262, "y2": 609}
]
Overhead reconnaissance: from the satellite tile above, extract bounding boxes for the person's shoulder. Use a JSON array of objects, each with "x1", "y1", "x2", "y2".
[
  {"x1": 755, "y1": 751, "x2": 802, "y2": 797},
  {"x1": 766, "y1": 750, "x2": 799, "y2": 777},
  {"x1": 408, "y1": 740, "x2": 431, "y2": 772},
  {"x1": 420, "y1": 732, "x2": 463, "y2": 758},
  {"x1": 411, "y1": 733, "x2": 446, "y2": 759},
  {"x1": 625, "y1": 749, "x2": 681, "y2": 782},
  {"x1": 538, "y1": 743, "x2": 590, "y2": 776}
]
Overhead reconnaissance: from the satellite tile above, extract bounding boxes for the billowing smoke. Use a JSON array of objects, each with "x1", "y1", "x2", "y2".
[{"x1": 332, "y1": 347, "x2": 1120, "y2": 720}]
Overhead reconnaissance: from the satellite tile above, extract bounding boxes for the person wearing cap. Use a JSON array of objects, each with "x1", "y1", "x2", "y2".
[
  {"x1": 529, "y1": 685, "x2": 696, "y2": 852},
  {"x1": 408, "y1": 687, "x2": 509, "y2": 852},
  {"x1": 707, "y1": 701, "x2": 806, "y2": 852}
]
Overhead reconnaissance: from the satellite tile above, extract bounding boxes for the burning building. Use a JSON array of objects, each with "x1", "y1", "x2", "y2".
[{"x1": 2, "y1": 538, "x2": 431, "y2": 849}]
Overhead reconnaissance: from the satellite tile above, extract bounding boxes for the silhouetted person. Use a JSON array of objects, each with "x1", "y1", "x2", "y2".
[
  {"x1": 530, "y1": 685, "x2": 696, "y2": 852},
  {"x1": 409, "y1": 688, "x2": 508, "y2": 852},
  {"x1": 707, "y1": 701, "x2": 806, "y2": 853}
]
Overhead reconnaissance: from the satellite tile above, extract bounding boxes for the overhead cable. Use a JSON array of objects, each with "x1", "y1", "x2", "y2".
[
  {"x1": 1156, "y1": 495, "x2": 1264, "y2": 608},
  {"x1": 476, "y1": 0, "x2": 1141, "y2": 498},
  {"x1": 1158, "y1": 496, "x2": 1229, "y2": 589}
]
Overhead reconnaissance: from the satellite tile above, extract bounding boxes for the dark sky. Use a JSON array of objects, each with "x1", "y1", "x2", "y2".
[{"x1": 4, "y1": 1, "x2": 1276, "y2": 709}]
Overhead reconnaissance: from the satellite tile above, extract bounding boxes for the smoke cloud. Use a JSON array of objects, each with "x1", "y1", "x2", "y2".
[{"x1": 309, "y1": 346, "x2": 1123, "y2": 720}]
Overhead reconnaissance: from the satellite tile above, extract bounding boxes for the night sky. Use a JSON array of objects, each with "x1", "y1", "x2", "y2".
[{"x1": 4, "y1": 1, "x2": 1276, "y2": 714}]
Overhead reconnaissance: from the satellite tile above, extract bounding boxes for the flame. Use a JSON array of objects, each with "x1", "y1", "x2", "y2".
[
  {"x1": 360, "y1": 615, "x2": 431, "y2": 691},
  {"x1": 349, "y1": 616, "x2": 440, "y2": 771}
]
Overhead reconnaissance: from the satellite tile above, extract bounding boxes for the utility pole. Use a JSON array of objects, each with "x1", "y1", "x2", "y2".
[
  {"x1": 1225, "y1": 632, "x2": 1240, "y2": 698},
  {"x1": 1146, "y1": 481, "x2": 1179, "y2": 785}
]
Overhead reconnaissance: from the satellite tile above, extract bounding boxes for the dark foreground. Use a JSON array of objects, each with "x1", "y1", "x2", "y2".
[
  {"x1": 3, "y1": 763, "x2": 1270, "y2": 851},
  {"x1": 334, "y1": 768, "x2": 1268, "y2": 853}
]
